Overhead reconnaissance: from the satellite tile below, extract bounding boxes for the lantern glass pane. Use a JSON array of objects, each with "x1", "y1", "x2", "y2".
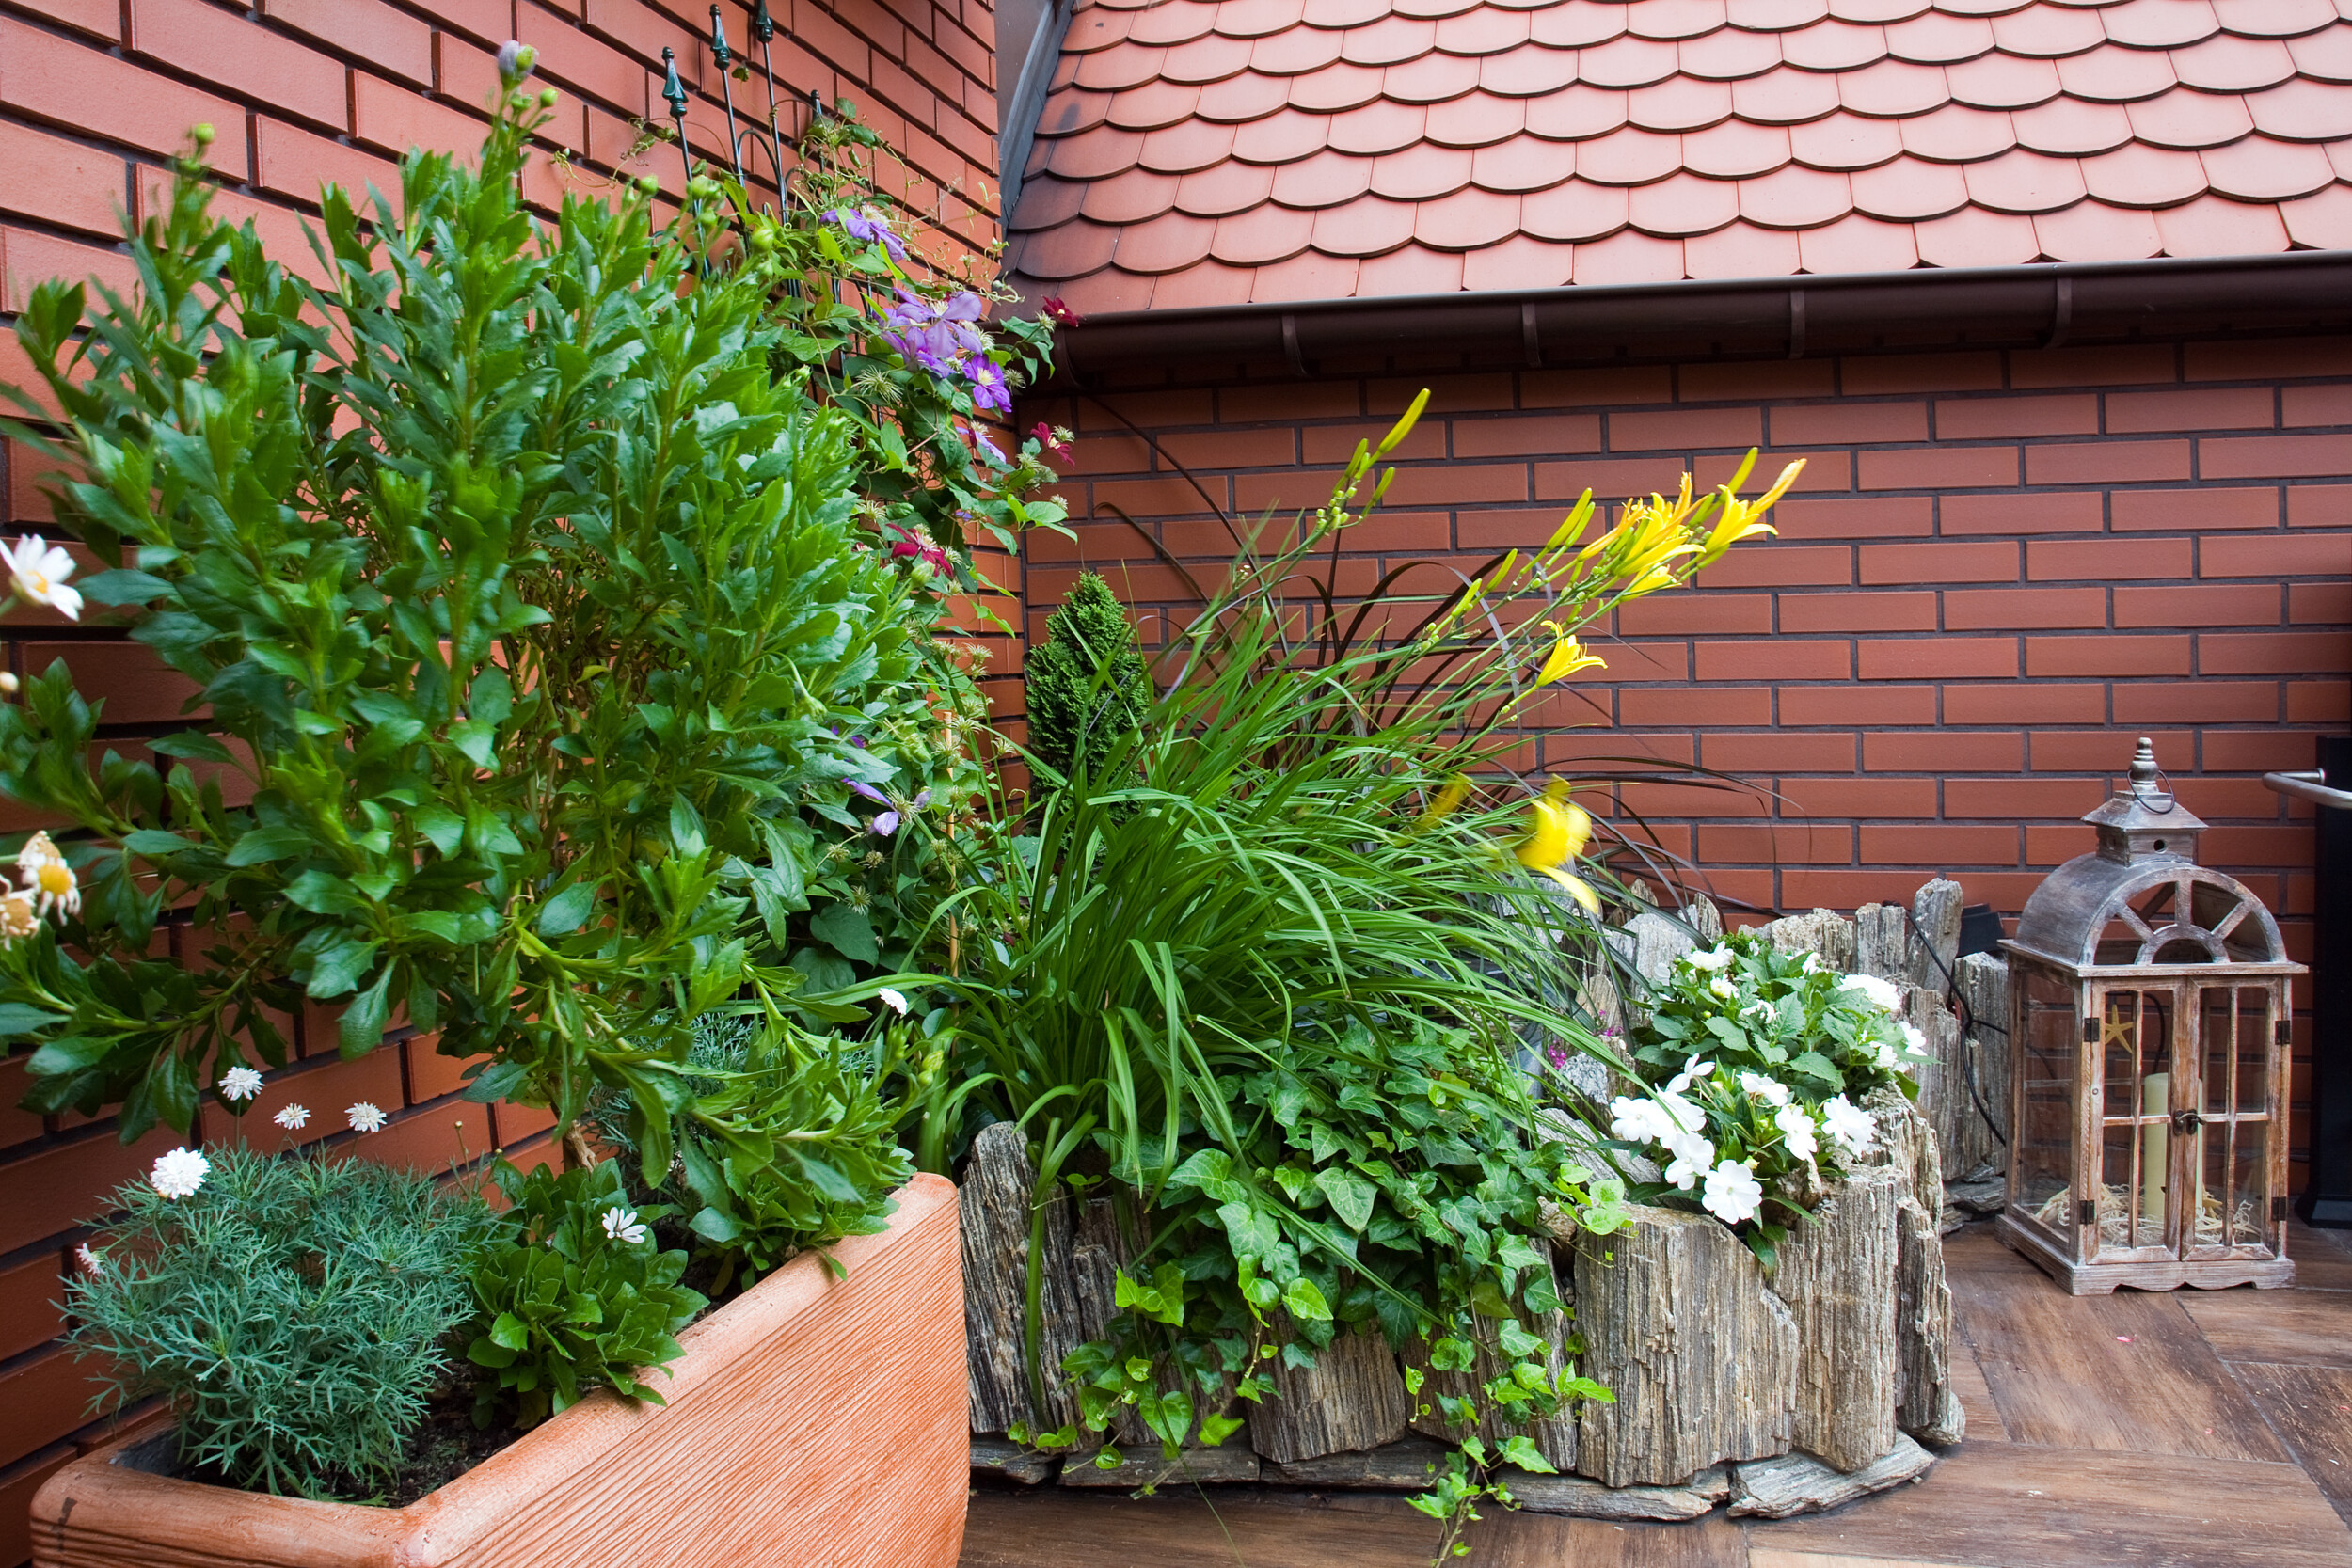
[
  {"x1": 2202, "y1": 987, "x2": 2233, "y2": 1117},
  {"x1": 2102, "y1": 990, "x2": 2142, "y2": 1117},
  {"x1": 2096, "y1": 1120, "x2": 2163, "y2": 1252},
  {"x1": 2230, "y1": 1119, "x2": 2268, "y2": 1248},
  {"x1": 2017, "y1": 964, "x2": 2077, "y2": 1238},
  {"x1": 2238, "y1": 989, "x2": 2269, "y2": 1116}
]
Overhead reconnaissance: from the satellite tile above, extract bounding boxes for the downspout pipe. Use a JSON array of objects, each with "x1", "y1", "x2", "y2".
[{"x1": 1042, "y1": 250, "x2": 2352, "y2": 376}]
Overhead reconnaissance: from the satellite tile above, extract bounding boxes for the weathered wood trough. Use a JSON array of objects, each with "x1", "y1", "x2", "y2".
[{"x1": 961, "y1": 881, "x2": 1999, "y2": 1521}]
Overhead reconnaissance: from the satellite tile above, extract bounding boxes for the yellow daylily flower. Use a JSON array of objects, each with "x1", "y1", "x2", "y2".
[
  {"x1": 1516, "y1": 782, "x2": 1599, "y2": 913},
  {"x1": 1536, "y1": 622, "x2": 1606, "y2": 684},
  {"x1": 1695, "y1": 458, "x2": 1806, "y2": 567},
  {"x1": 1417, "y1": 776, "x2": 1470, "y2": 829}
]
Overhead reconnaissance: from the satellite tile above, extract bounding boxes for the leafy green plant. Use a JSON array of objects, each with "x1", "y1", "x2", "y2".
[
  {"x1": 465, "y1": 1158, "x2": 707, "y2": 1429},
  {"x1": 1598, "y1": 930, "x2": 1924, "y2": 1263},
  {"x1": 1025, "y1": 572, "x2": 1148, "y2": 793},
  {"x1": 66, "y1": 1146, "x2": 503, "y2": 1500}
]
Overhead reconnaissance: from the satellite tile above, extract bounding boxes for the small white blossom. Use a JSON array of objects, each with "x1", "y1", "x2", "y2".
[
  {"x1": 345, "y1": 1101, "x2": 387, "y2": 1133},
  {"x1": 1662, "y1": 1133, "x2": 1715, "y2": 1192},
  {"x1": 877, "y1": 987, "x2": 909, "y2": 1016},
  {"x1": 23, "y1": 856, "x2": 77, "y2": 920},
  {"x1": 150, "y1": 1147, "x2": 211, "y2": 1199},
  {"x1": 13, "y1": 831, "x2": 62, "y2": 878},
  {"x1": 1654, "y1": 1088, "x2": 1705, "y2": 1139},
  {"x1": 1741, "y1": 998, "x2": 1777, "y2": 1028},
  {"x1": 1682, "y1": 946, "x2": 1734, "y2": 973},
  {"x1": 1701, "y1": 1159, "x2": 1764, "y2": 1225},
  {"x1": 1839, "y1": 973, "x2": 1902, "y2": 1014},
  {"x1": 1801, "y1": 952, "x2": 1822, "y2": 974},
  {"x1": 75, "y1": 1243, "x2": 102, "y2": 1274},
  {"x1": 0, "y1": 893, "x2": 36, "y2": 944},
  {"x1": 274, "y1": 1103, "x2": 310, "y2": 1131},
  {"x1": 219, "y1": 1066, "x2": 264, "y2": 1102},
  {"x1": 1708, "y1": 974, "x2": 1736, "y2": 1001},
  {"x1": 1900, "y1": 1021, "x2": 1927, "y2": 1057},
  {"x1": 1822, "y1": 1094, "x2": 1877, "y2": 1158},
  {"x1": 1, "y1": 535, "x2": 83, "y2": 620},
  {"x1": 1610, "y1": 1095, "x2": 1676, "y2": 1146},
  {"x1": 1774, "y1": 1101, "x2": 1820, "y2": 1162},
  {"x1": 1665, "y1": 1056, "x2": 1714, "y2": 1095},
  {"x1": 1738, "y1": 1070, "x2": 1791, "y2": 1107},
  {"x1": 601, "y1": 1205, "x2": 648, "y2": 1244}
]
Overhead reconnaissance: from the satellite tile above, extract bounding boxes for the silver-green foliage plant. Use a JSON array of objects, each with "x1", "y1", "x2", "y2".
[
  {"x1": 0, "y1": 76, "x2": 933, "y2": 1199},
  {"x1": 67, "y1": 1147, "x2": 504, "y2": 1499}
]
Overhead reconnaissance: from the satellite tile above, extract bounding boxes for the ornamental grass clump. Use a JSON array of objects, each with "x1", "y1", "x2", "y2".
[
  {"x1": 1597, "y1": 929, "x2": 1927, "y2": 1263},
  {"x1": 68, "y1": 1147, "x2": 504, "y2": 1500}
]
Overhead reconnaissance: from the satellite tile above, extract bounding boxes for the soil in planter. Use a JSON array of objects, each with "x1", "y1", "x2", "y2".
[{"x1": 164, "y1": 1393, "x2": 530, "y2": 1509}]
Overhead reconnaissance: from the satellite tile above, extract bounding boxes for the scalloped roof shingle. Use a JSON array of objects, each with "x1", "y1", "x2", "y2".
[{"x1": 1003, "y1": 0, "x2": 2352, "y2": 313}]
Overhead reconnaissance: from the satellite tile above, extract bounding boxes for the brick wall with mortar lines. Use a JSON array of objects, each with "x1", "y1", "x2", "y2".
[
  {"x1": 0, "y1": 0, "x2": 1004, "y2": 1555},
  {"x1": 1017, "y1": 334, "x2": 2352, "y2": 1200}
]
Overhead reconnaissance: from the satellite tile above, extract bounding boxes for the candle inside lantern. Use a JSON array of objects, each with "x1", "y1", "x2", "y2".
[{"x1": 2139, "y1": 1071, "x2": 2169, "y2": 1230}]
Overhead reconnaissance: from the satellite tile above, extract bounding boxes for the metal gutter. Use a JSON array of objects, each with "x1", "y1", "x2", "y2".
[{"x1": 1044, "y1": 250, "x2": 2352, "y2": 376}]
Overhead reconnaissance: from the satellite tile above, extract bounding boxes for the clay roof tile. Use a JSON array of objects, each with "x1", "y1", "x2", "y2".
[
  {"x1": 1126, "y1": 0, "x2": 1219, "y2": 48},
  {"x1": 1343, "y1": 14, "x2": 1440, "y2": 63},
  {"x1": 1311, "y1": 194, "x2": 1421, "y2": 252},
  {"x1": 1212, "y1": 0, "x2": 1308, "y2": 39},
  {"x1": 1010, "y1": 174, "x2": 1088, "y2": 231},
  {"x1": 1327, "y1": 98, "x2": 1432, "y2": 154},
  {"x1": 1249, "y1": 248, "x2": 1364, "y2": 302},
  {"x1": 1797, "y1": 209, "x2": 1922, "y2": 271},
  {"x1": 1933, "y1": 0, "x2": 2044, "y2": 16},
  {"x1": 1025, "y1": 264, "x2": 1155, "y2": 317},
  {"x1": 1251, "y1": 26, "x2": 1346, "y2": 76},
  {"x1": 1211, "y1": 201, "x2": 1317, "y2": 263},
  {"x1": 1947, "y1": 51, "x2": 2064, "y2": 107},
  {"x1": 2170, "y1": 33, "x2": 2298, "y2": 93},
  {"x1": 1149, "y1": 258, "x2": 1255, "y2": 309},
  {"x1": 1532, "y1": 3, "x2": 1633, "y2": 47},
  {"x1": 1481, "y1": 45, "x2": 1583, "y2": 95},
  {"x1": 1527, "y1": 84, "x2": 1637, "y2": 138},
  {"x1": 1043, "y1": 124, "x2": 1148, "y2": 179},
  {"x1": 1036, "y1": 89, "x2": 1113, "y2": 137},
  {"x1": 2287, "y1": 25, "x2": 2352, "y2": 84},
  {"x1": 1782, "y1": 20, "x2": 1892, "y2": 71},
  {"x1": 1139, "y1": 119, "x2": 1239, "y2": 172},
  {"x1": 1271, "y1": 149, "x2": 1376, "y2": 206},
  {"x1": 1576, "y1": 125, "x2": 1690, "y2": 183},
  {"x1": 1830, "y1": 0, "x2": 1931, "y2": 21},
  {"x1": 1107, "y1": 80, "x2": 1206, "y2": 132},
  {"x1": 1080, "y1": 166, "x2": 1181, "y2": 223},
  {"x1": 2152, "y1": 190, "x2": 2290, "y2": 254},
  {"x1": 1075, "y1": 43, "x2": 1173, "y2": 92},
  {"x1": 2209, "y1": 0, "x2": 2338, "y2": 40},
  {"x1": 1437, "y1": 7, "x2": 1534, "y2": 54},
  {"x1": 1913, "y1": 205, "x2": 2042, "y2": 265},
  {"x1": 1289, "y1": 60, "x2": 1388, "y2": 111},
  {"x1": 1384, "y1": 49, "x2": 1486, "y2": 102},
  {"x1": 1398, "y1": 0, "x2": 1486, "y2": 18},
  {"x1": 1629, "y1": 0, "x2": 1735, "y2": 42},
  {"x1": 2248, "y1": 76, "x2": 2352, "y2": 140},
  {"x1": 1018, "y1": 216, "x2": 1125, "y2": 277},
  {"x1": 1461, "y1": 232, "x2": 1577, "y2": 289},
  {"x1": 1196, "y1": 71, "x2": 1293, "y2": 121},
  {"x1": 1427, "y1": 90, "x2": 1533, "y2": 147},
  {"x1": 2126, "y1": 85, "x2": 2256, "y2": 147},
  {"x1": 2011, "y1": 95, "x2": 2135, "y2": 154},
  {"x1": 2199, "y1": 134, "x2": 2338, "y2": 199},
  {"x1": 1521, "y1": 177, "x2": 1634, "y2": 239},
  {"x1": 2099, "y1": 0, "x2": 2219, "y2": 51},
  {"x1": 1964, "y1": 146, "x2": 2090, "y2": 211},
  {"x1": 1064, "y1": 8, "x2": 1135, "y2": 54},
  {"x1": 1837, "y1": 56, "x2": 1954, "y2": 114},
  {"x1": 1730, "y1": 65, "x2": 1849, "y2": 120},
  {"x1": 1303, "y1": 0, "x2": 1393, "y2": 26},
  {"x1": 1629, "y1": 74, "x2": 1739, "y2": 128},
  {"x1": 2031, "y1": 198, "x2": 2164, "y2": 259},
  {"x1": 1228, "y1": 106, "x2": 1332, "y2": 164},
  {"x1": 2080, "y1": 139, "x2": 2210, "y2": 205},
  {"x1": 2054, "y1": 41, "x2": 2181, "y2": 101},
  {"x1": 1678, "y1": 23, "x2": 1788, "y2": 77},
  {"x1": 1685, "y1": 117, "x2": 1796, "y2": 174},
  {"x1": 1357, "y1": 241, "x2": 1468, "y2": 294},
  {"x1": 1988, "y1": 5, "x2": 2106, "y2": 58},
  {"x1": 1740, "y1": 160, "x2": 1857, "y2": 224},
  {"x1": 1885, "y1": 11, "x2": 1995, "y2": 63},
  {"x1": 1728, "y1": 0, "x2": 1833, "y2": 29},
  {"x1": 1175, "y1": 159, "x2": 1279, "y2": 215},
  {"x1": 1161, "y1": 33, "x2": 1257, "y2": 85},
  {"x1": 1471, "y1": 132, "x2": 1575, "y2": 187},
  {"x1": 1371, "y1": 140, "x2": 1478, "y2": 197},
  {"x1": 1418, "y1": 184, "x2": 1527, "y2": 246},
  {"x1": 1791, "y1": 109, "x2": 1907, "y2": 166},
  {"x1": 1579, "y1": 34, "x2": 1687, "y2": 87},
  {"x1": 1851, "y1": 151, "x2": 1972, "y2": 214},
  {"x1": 2279, "y1": 182, "x2": 2352, "y2": 248},
  {"x1": 1685, "y1": 216, "x2": 1804, "y2": 273},
  {"x1": 1630, "y1": 167, "x2": 1747, "y2": 231},
  {"x1": 1571, "y1": 227, "x2": 1690, "y2": 282}
]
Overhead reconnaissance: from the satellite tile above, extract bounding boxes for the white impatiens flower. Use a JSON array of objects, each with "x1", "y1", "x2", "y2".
[
  {"x1": 2, "y1": 535, "x2": 83, "y2": 620},
  {"x1": 1822, "y1": 1094, "x2": 1877, "y2": 1158},
  {"x1": 1708, "y1": 975, "x2": 1736, "y2": 1001},
  {"x1": 1701, "y1": 1159, "x2": 1765, "y2": 1225},
  {"x1": 1610, "y1": 1095, "x2": 1676, "y2": 1146},
  {"x1": 1801, "y1": 952, "x2": 1823, "y2": 974},
  {"x1": 150, "y1": 1147, "x2": 211, "y2": 1199},
  {"x1": 219, "y1": 1066, "x2": 264, "y2": 1102},
  {"x1": 75, "y1": 1243, "x2": 102, "y2": 1274},
  {"x1": 601, "y1": 1206, "x2": 648, "y2": 1244},
  {"x1": 1900, "y1": 1021, "x2": 1927, "y2": 1058},
  {"x1": 1665, "y1": 1056, "x2": 1714, "y2": 1095},
  {"x1": 877, "y1": 987, "x2": 909, "y2": 1016},
  {"x1": 274, "y1": 1103, "x2": 310, "y2": 1131},
  {"x1": 345, "y1": 1101, "x2": 387, "y2": 1133},
  {"x1": 1654, "y1": 1089, "x2": 1705, "y2": 1139},
  {"x1": 1683, "y1": 946, "x2": 1734, "y2": 973},
  {"x1": 1661, "y1": 1132, "x2": 1715, "y2": 1192},
  {"x1": 1774, "y1": 1101, "x2": 1820, "y2": 1162},
  {"x1": 1839, "y1": 973, "x2": 1902, "y2": 1014},
  {"x1": 1738, "y1": 1070, "x2": 1791, "y2": 1108}
]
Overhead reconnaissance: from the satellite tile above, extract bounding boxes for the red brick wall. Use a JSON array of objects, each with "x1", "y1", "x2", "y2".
[
  {"x1": 0, "y1": 1, "x2": 1000, "y2": 1554},
  {"x1": 1018, "y1": 335, "x2": 2352, "y2": 1193}
]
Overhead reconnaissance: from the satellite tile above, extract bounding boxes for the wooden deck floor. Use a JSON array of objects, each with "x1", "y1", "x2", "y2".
[{"x1": 959, "y1": 1220, "x2": 2352, "y2": 1568}]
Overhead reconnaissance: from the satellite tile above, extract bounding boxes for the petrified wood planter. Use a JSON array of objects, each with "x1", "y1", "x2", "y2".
[{"x1": 33, "y1": 1175, "x2": 968, "y2": 1568}]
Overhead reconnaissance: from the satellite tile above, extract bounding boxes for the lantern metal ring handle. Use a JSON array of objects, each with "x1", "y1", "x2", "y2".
[{"x1": 2171, "y1": 1108, "x2": 2203, "y2": 1134}]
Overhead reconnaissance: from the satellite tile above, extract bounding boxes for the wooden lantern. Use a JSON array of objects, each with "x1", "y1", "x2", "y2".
[{"x1": 1999, "y1": 738, "x2": 2301, "y2": 1294}]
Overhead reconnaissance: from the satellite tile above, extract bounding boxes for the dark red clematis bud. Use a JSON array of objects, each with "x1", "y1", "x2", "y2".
[{"x1": 1041, "y1": 296, "x2": 1083, "y2": 328}]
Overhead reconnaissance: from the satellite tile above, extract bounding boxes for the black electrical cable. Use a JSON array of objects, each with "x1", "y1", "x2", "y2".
[{"x1": 1901, "y1": 901, "x2": 2010, "y2": 1149}]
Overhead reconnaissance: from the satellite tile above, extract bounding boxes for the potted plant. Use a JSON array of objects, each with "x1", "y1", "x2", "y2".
[{"x1": 0, "y1": 47, "x2": 1038, "y2": 1566}]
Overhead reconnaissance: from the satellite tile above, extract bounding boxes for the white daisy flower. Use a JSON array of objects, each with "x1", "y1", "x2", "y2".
[
  {"x1": 75, "y1": 1243, "x2": 102, "y2": 1274},
  {"x1": 1700, "y1": 1159, "x2": 1764, "y2": 1225},
  {"x1": 1774, "y1": 1101, "x2": 1820, "y2": 1163},
  {"x1": 600, "y1": 1205, "x2": 648, "y2": 1244},
  {"x1": 1839, "y1": 973, "x2": 1902, "y2": 1014},
  {"x1": 219, "y1": 1066, "x2": 264, "y2": 1102},
  {"x1": 1822, "y1": 1094, "x2": 1876, "y2": 1158},
  {"x1": 345, "y1": 1101, "x2": 387, "y2": 1133},
  {"x1": 1, "y1": 535, "x2": 83, "y2": 620},
  {"x1": 877, "y1": 986, "x2": 909, "y2": 1015},
  {"x1": 150, "y1": 1147, "x2": 211, "y2": 1199},
  {"x1": 273, "y1": 1103, "x2": 310, "y2": 1131},
  {"x1": 24, "y1": 856, "x2": 77, "y2": 920},
  {"x1": 14, "y1": 831, "x2": 62, "y2": 877},
  {"x1": 0, "y1": 893, "x2": 36, "y2": 943}
]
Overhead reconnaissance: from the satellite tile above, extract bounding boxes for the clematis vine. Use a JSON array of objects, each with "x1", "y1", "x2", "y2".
[{"x1": 831, "y1": 204, "x2": 907, "y2": 261}]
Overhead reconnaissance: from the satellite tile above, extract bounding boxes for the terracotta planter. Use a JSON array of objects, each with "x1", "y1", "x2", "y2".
[{"x1": 31, "y1": 1173, "x2": 966, "y2": 1568}]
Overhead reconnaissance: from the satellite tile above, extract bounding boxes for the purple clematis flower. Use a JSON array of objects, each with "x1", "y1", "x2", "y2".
[
  {"x1": 967, "y1": 422, "x2": 1007, "y2": 467},
  {"x1": 832, "y1": 205, "x2": 907, "y2": 261},
  {"x1": 847, "y1": 779, "x2": 889, "y2": 805},
  {"x1": 871, "y1": 810, "x2": 900, "y2": 836},
  {"x1": 965, "y1": 356, "x2": 1010, "y2": 415}
]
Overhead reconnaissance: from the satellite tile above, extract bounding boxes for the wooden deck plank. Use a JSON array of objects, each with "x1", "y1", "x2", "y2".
[
  {"x1": 2181, "y1": 1289, "x2": 2352, "y2": 1368},
  {"x1": 1747, "y1": 1442, "x2": 2352, "y2": 1568},
  {"x1": 1746, "y1": 1554, "x2": 1980, "y2": 1568},
  {"x1": 2229, "y1": 1362, "x2": 2352, "y2": 1505},
  {"x1": 2284, "y1": 1221, "x2": 2352, "y2": 1292},
  {"x1": 1951, "y1": 1250, "x2": 2287, "y2": 1461},
  {"x1": 1946, "y1": 1343, "x2": 2007, "y2": 1445}
]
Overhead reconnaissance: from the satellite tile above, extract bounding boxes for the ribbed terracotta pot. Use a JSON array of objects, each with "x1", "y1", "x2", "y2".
[{"x1": 30, "y1": 1173, "x2": 966, "y2": 1568}]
